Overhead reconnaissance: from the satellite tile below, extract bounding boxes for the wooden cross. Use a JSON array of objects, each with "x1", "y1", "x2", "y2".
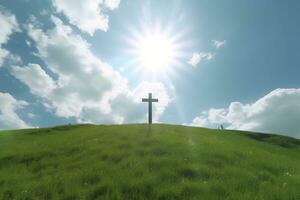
[{"x1": 142, "y1": 93, "x2": 158, "y2": 124}]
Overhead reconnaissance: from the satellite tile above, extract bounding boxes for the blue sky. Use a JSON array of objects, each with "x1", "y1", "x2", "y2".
[{"x1": 0, "y1": 0, "x2": 300, "y2": 138}]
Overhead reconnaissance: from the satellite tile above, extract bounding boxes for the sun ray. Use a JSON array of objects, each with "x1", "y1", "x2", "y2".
[{"x1": 124, "y1": 22, "x2": 189, "y2": 80}]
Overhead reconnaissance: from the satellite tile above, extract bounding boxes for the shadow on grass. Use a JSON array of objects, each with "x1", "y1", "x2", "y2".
[{"x1": 245, "y1": 132, "x2": 300, "y2": 148}]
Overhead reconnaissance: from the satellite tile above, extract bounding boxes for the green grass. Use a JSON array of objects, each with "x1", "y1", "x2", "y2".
[{"x1": 0, "y1": 124, "x2": 299, "y2": 200}]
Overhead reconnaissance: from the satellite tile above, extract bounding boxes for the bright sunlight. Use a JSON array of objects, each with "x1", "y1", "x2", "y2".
[
  {"x1": 126, "y1": 24, "x2": 186, "y2": 76},
  {"x1": 137, "y1": 32, "x2": 175, "y2": 72}
]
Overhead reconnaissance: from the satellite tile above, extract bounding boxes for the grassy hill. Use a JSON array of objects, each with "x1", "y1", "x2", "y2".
[{"x1": 0, "y1": 124, "x2": 299, "y2": 200}]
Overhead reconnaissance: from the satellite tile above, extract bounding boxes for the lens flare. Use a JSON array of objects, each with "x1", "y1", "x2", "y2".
[
  {"x1": 137, "y1": 32, "x2": 175, "y2": 72},
  {"x1": 125, "y1": 23, "x2": 188, "y2": 78}
]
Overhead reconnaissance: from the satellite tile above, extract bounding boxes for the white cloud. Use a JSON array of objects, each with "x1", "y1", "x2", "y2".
[
  {"x1": 25, "y1": 16, "x2": 125, "y2": 118},
  {"x1": 212, "y1": 40, "x2": 226, "y2": 49},
  {"x1": 51, "y1": 0, "x2": 121, "y2": 35},
  {"x1": 0, "y1": 8, "x2": 19, "y2": 44},
  {"x1": 0, "y1": 7, "x2": 19, "y2": 66},
  {"x1": 0, "y1": 48, "x2": 9, "y2": 66},
  {"x1": 104, "y1": 0, "x2": 121, "y2": 10},
  {"x1": 190, "y1": 88, "x2": 300, "y2": 138},
  {"x1": 0, "y1": 92, "x2": 29, "y2": 130},
  {"x1": 80, "y1": 81, "x2": 171, "y2": 124},
  {"x1": 188, "y1": 52, "x2": 215, "y2": 67},
  {"x1": 11, "y1": 64, "x2": 56, "y2": 97},
  {"x1": 18, "y1": 16, "x2": 171, "y2": 124}
]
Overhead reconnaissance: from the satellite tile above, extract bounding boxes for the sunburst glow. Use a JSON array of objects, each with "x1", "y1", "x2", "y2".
[
  {"x1": 137, "y1": 32, "x2": 175, "y2": 72},
  {"x1": 126, "y1": 24, "x2": 186, "y2": 77}
]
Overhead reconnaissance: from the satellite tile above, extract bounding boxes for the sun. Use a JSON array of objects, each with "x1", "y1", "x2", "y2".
[
  {"x1": 137, "y1": 32, "x2": 176, "y2": 72},
  {"x1": 126, "y1": 24, "x2": 185, "y2": 76}
]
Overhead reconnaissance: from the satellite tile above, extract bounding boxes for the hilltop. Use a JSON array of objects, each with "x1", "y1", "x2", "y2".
[{"x1": 0, "y1": 124, "x2": 299, "y2": 200}]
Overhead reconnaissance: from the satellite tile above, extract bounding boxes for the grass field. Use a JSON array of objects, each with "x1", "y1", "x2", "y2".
[{"x1": 0, "y1": 124, "x2": 299, "y2": 200}]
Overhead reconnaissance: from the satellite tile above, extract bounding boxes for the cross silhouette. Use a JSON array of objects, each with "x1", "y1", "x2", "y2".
[{"x1": 142, "y1": 93, "x2": 158, "y2": 124}]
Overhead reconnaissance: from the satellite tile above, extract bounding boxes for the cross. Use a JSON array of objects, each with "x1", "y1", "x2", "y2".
[{"x1": 142, "y1": 93, "x2": 158, "y2": 124}]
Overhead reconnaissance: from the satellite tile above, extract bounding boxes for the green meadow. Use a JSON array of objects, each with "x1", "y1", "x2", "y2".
[{"x1": 0, "y1": 124, "x2": 299, "y2": 200}]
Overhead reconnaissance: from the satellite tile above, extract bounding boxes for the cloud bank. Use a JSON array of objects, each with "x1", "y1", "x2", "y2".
[
  {"x1": 190, "y1": 88, "x2": 300, "y2": 138},
  {"x1": 10, "y1": 15, "x2": 171, "y2": 124}
]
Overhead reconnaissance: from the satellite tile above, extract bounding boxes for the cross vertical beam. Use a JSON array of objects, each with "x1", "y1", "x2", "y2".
[{"x1": 142, "y1": 93, "x2": 158, "y2": 124}]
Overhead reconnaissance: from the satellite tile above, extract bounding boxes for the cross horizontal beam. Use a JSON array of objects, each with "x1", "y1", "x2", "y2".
[{"x1": 142, "y1": 98, "x2": 158, "y2": 102}]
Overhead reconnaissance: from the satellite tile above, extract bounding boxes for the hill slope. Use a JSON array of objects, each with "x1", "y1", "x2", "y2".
[{"x1": 0, "y1": 124, "x2": 299, "y2": 200}]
